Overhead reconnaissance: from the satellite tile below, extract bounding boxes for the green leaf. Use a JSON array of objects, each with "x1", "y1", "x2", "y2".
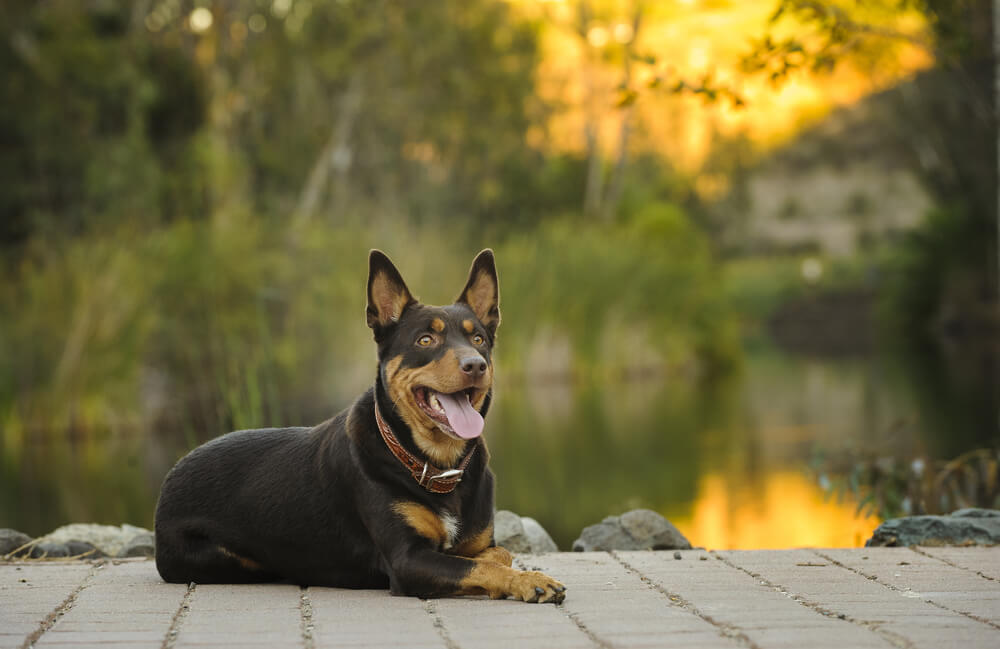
[{"x1": 615, "y1": 88, "x2": 638, "y2": 108}]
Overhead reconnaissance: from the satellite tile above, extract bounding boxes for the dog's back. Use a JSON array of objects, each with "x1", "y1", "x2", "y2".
[{"x1": 154, "y1": 415, "x2": 387, "y2": 588}]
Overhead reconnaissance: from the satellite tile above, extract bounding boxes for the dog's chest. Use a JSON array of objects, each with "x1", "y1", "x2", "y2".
[{"x1": 440, "y1": 511, "x2": 460, "y2": 550}]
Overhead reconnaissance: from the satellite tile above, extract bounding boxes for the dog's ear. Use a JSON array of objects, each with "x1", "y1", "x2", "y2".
[
  {"x1": 456, "y1": 249, "x2": 500, "y2": 336},
  {"x1": 367, "y1": 250, "x2": 415, "y2": 332}
]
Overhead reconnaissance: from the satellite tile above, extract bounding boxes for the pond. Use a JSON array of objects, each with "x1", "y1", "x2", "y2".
[{"x1": 0, "y1": 347, "x2": 980, "y2": 550}]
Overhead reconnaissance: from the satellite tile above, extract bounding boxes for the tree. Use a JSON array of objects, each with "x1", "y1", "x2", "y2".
[
  {"x1": 0, "y1": 0, "x2": 209, "y2": 251},
  {"x1": 747, "y1": 1, "x2": 997, "y2": 312},
  {"x1": 0, "y1": 0, "x2": 547, "y2": 252}
]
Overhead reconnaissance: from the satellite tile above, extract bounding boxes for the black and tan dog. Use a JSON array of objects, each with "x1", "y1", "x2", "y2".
[{"x1": 154, "y1": 249, "x2": 565, "y2": 603}]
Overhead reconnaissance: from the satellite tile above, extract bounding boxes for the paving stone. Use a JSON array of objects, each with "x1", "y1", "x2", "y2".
[
  {"x1": 2, "y1": 551, "x2": 998, "y2": 649},
  {"x1": 819, "y1": 547, "x2": 1000, "y2": 623},
  {"x1": 436, "y1": 595, "x2": 593, "y2": 649},
  {"x1": 308, "y1": 587, "x2": 447, "y2": 648},
  {"x1": 0, "y1": 636, "x2": 28, "y2": 649},
  {"x1": 174, "y1": 583, "x2": 301, "y2": 649},
  {"x1": 0, "y1": 562, "x2": 93, "y2": 649},
  {"x1": 916, "y1": 546, "x2": 1000, "y2": 581},
  {"x1": 30, "y1": 561, "x2": 184, "y2": 649},
  {"x1": 30, "y1": 630, "x2": 165, "y2": 643},
  {"x1": 719, "y1": 548, "x2": 999, "y2": 649},
  {"x1": 526, "y1": 552, "x2": 736, "y2": 648},
  {"x1": 618, "y1": 550, "x2": 891, "y2": 648}
]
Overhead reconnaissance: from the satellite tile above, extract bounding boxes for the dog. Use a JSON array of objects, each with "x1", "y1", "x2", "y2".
[{"x1": 154, "y1": 249, "x2": 565, "y2": 603}]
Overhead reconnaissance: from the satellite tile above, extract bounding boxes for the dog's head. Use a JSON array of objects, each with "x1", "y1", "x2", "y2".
[{"x1": 366, "y1": 249, "x2": 500, "y2": 466}]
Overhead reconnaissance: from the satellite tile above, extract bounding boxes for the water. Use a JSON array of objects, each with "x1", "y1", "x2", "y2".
[
  {"x1": 0, "y1": 348, "x2": 982, "y2": 549},
  {"x1": 489, "y1": 350, "x2": 922, "y2": 549}
]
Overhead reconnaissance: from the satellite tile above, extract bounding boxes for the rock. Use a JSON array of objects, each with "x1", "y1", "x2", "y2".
[
  {"x1": 494, "y1": 511, "x2": 558, "y2": 553},
  {"x1": 0, "y1": 529, "x2": 34, "y2": 557},
  {"x1": 37, "y1": 523, "x2": 155, "y2": 558},
  {"x1": 121, "y1": 532, "x2": 155, "y2": 557},
  {"x1": 866, "y1": 509, "x2": 1000, "y2": 547},
  {"x1": 31, "y1": 542, "x2": 70, "y2": 558},
  {"x1": 572, "y1": 509, "x2": 692, "y2": 552},
  {"x1": 494, "y1": 511, "x2": 527, "y2": 552},
  {"x1": 572, "y1": 515, "x2": 632, "y2": 552},
  {"x1": 65, "y1": 541, "x2": 103, "y2": 558},
  {"x1": 520, "y1": 517, "x2": 558, "y2": 553},
  {"x1": 620, "y1": 509, "x2": 691, "y2": 549},
  {"x1": 950, "y1": 508, "x2": 1000, "y2": 518}
]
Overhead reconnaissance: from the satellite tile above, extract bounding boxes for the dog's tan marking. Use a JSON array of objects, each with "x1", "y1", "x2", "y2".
[
  {"x1": 384, "y1": 355, "x2": 403, "y2": 380},
  {"x1": 473, "y1": 546, "x2": 513, "y2": 567},
  {"x1": 462, "y1": 319, "x2": 475, "y2": 334},
  {"x1": 217, "y1": 546, "x2": 265, "y2": 571},
  {"x1": 387, "y1": 350, "x2": 492, "y2": 467},
  {"x1": 431, "y1": 318, "x2": 446, "y2": 333},
  {"x1": 370, "y1": 271, "x2": 412, "y2": 325},
  {"x1": 392, "y1": 501, "x2": 447, "y2": 546},
  {"x1": 452, "y1": 524, "x2": 493, "y2": 557},
  {"x1": 458, "y1": 562, "x2": 565, "y2": 602}
]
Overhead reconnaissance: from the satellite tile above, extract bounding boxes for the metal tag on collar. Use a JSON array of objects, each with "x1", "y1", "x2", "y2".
[
  {"x1": 427, "y1": 469, "x2": 465, "y2": 484},
  {"x1": 419, "y1": 462, "x2": 463, "y2": 487},
  {"x1": 428, "y1": 469, "x2": 464, "y2": 484}
]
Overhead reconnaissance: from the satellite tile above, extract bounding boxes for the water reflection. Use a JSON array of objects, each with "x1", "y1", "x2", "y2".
[
  {"x1": 489, "y1": 350, "x2": 928, "y2": 549},
  {"x1": 0, "y1": 350, "x2": 951, "y2": 547},
  {"x1": 674, "y1": 472, "x2": 878, "y2": 550}
]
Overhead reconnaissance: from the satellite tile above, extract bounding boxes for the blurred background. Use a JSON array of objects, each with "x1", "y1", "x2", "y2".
[{"x1": 1, "y1": 0, "x2": 997, "y2": 550}]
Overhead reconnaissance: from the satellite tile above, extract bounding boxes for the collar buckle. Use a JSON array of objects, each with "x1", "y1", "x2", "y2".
[{"x1": 420, "y1": 465, "x2": 464, "y2": 487}]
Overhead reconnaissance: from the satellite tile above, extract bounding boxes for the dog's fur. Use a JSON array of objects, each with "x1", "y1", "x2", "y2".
[{"x1": 154, "y1": 249, "x2": 565, "y2": 603}]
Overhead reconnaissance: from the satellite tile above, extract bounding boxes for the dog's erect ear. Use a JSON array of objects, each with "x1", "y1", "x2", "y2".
[
  {"x1": 367, "y1": 250, "x2": 415, "y2": 331},
  {"x1": 456, "y1": 249, "x2": 500, "y2": 335}
]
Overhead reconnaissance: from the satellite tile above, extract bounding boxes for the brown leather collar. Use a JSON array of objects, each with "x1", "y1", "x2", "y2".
[{"x1": 373, "y1": 397, "x2": 478, "y2": 494}]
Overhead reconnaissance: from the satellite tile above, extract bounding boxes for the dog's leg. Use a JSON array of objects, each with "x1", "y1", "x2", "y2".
[
  {"x1": 376, "y1": 502, "x2": 563, "y2": 602},
  {"x1": 450, "y1": 525, "x2": 513, "y2": 567},
  {"x1": 155, "y1": 524, "x2": 279, "y2": 584},
  {"x1": 387, "y1": 547, "x2": 565, "y2": 603},
  {"x1": 470, "y1": 545, "x2": 513, "y2": 567}
]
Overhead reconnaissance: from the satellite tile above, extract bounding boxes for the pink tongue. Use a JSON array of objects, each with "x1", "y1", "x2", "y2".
[{"x1": 435, "y1": 391, "x2": 484, "y2": 439}]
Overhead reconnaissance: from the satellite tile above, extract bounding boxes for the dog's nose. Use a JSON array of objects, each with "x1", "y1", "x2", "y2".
[{"x1": 460, "y1": 356, "x2": 487, "y2": 378}]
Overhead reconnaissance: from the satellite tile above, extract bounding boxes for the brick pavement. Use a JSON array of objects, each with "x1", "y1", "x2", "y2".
[{"x1": 1, "y1": 548, "x2": 998, "y2": 649}]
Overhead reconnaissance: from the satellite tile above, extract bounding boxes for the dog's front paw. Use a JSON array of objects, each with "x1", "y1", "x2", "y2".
[{"x1": 509, "y1": 570, "x2": 566, "y2": 604}]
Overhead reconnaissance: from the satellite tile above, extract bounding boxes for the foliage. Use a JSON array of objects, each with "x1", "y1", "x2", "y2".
[
  {"x1": 0, "y1": 210, "x2": 739, "y2": 442},
  {"x1": 0, "y1": 0, "x2": 554, "y2": 251},
  {"x1": 497, "y1": 202, "x2": 740, "y2": 377},
  {"x1": 814, "y1": 447, "x2": 1000, "y2": 519},
  {"x1": 0, "y1": 0, "x2": 745, "y2": 448},
  {"x1": 745, "y1": 1, "x2": 997, "y2": 451},
  {"x1": 743, "y1": 0, "x2": 933, "y2": 83},
  {"x1": 881, "y1": 205, "x2": 993, "y2": 341},
  {"x1": 0, "y1": 1, "x2": 210, "y2": 247}
]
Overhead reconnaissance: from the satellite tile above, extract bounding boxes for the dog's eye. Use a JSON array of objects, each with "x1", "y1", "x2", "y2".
[
  {"x1": 471, "y1": 334, "x2": 484, "y2": 346},
  {"x1": 417, "y1": 335, "x2": 434, "y2": 347}
]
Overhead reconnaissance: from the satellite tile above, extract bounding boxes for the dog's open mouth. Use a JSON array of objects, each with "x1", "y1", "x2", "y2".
[{"x1": 413, "y1": 387, "x2": 484, "y2": 440}]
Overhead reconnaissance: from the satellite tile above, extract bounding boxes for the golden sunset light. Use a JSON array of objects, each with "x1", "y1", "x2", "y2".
[
  {"x1": 523, "y1": 0, "x2": 933, "y2": 169},
  {"x1": 674, "y1": 471, "x2": 880, "y2": 550}
]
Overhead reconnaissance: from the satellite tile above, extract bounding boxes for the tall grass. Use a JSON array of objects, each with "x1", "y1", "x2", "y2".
[{"x1": 0, "y1": 208, "x2": 738, "y2": 445}]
